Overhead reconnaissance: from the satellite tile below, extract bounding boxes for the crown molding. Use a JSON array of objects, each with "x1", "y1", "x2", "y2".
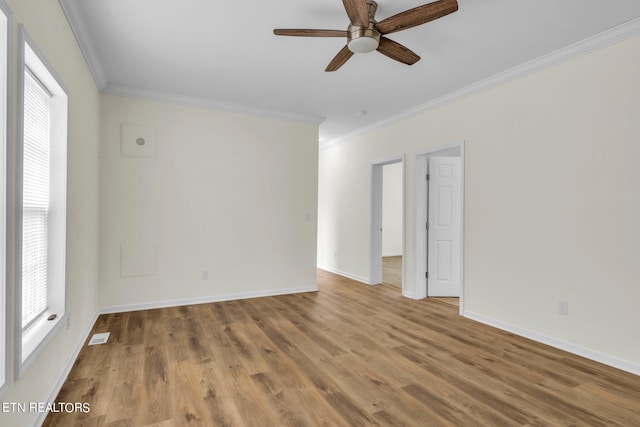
[
  {"x1": 58, "y1": 0, "x2": 107, "y2": 90},
  {"x1": 102, "y1": 83, "x2": 325, "y2": 124},
  {"x1": 320, "y1": 17, "x2": 640, "y2": 150},
  {"x1": 57, "y1": 0, "x2": 640, "y2": 141},
  {"x1": 60, "y1": 0, "x2": 323, "y2": 125}
]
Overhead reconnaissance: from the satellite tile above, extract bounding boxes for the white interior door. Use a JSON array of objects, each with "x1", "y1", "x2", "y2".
[{"x1": 428, "y1": 156, "x2": 461, "y2": 297}]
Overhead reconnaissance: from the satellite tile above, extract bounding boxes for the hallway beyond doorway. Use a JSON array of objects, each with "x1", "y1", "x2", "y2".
[{"x1": 382, "y1": 256, "x2": 402, "y2": 289}]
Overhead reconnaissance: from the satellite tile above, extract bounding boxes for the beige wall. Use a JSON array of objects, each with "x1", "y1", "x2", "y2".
[
  {"x1": 99, "y1": 95, "x2": 319, "y2": 309},
  {"x1": 382, "y1": 162, "x2": 402, "y2": 256},
  {"x1": 318, "y1": 35, "x2": 640, "y2": 368},
  {"x1": 2, "y1": 0, "x2": 101, "y2": 425},
  {"x1": 1, "y1": 4, "x2": 318, "y2": 424},
  {"x1": 1, "y1": 3, "x2": 637, "y2": 426}
]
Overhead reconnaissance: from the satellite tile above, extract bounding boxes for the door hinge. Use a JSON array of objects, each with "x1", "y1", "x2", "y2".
[
  {"x1": 425, "y1": 272, "x2": 429, "y2": 279},
  {"x1": 426, "y1": 222, "x2": 429, "y2": 230},
  {"x1": 426, "y1": 173, "x2": 430, "y2": 181}
]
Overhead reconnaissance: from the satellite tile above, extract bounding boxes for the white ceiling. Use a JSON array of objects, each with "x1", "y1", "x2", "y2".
[{"x1": 60, "y1": 0, "x2": 640, "y2": 142}]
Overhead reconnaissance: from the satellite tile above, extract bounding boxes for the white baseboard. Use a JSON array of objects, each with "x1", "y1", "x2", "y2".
[
  {"x1": 382, "y1": 252, "x2": 402, "y2": 258},
  {"x1": 98, "y1": 285, "x2": 319, "y2": 314},
  {"x1": 30, "y1": 286, "x2": 638, "y2": 427},
  {"x1": 33, "y1": 311, "x2": 101, "y2": 427},
  {"x1": 31, "y1": 284, "x2": 318, "y2": 426},
  {"x1": 317, "y1": 265, "x2": 371, "y2": 284},
  {"x1": 402, "y1": 290, "x2": 417, "y2": 299},
  {"x1": 464, "y1": 310, "x2": 640, "y2": 377}
]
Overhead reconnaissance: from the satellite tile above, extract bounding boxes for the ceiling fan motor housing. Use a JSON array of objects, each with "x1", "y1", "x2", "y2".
[
  {"x1": 347, "y1": 0, "x2": 380, "y2": 53},
  {"x1": 347, "y1": 24, "x2": 380, "y2": 53},
  {"x1": 273, "y1": 0, "x2": 460, "y2": 71}
]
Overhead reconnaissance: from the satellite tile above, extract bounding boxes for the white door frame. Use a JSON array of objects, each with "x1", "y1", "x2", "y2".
[
  {"x1": 370, "y1": 155, "x2": 405, "y2": 291},
  {"x1": 413, "y1": 142, "x2": 465, "y2": 313}
]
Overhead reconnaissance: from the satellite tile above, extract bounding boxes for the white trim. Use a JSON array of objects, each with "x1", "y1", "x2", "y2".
[
  {"x1": 19, "y1": 316, "x2": 68, "y2": 381},
  {"x1": 317, "y1": 265, "x2": 371, "y2": 285},
  {"x1": 58, "y1": 0, "x2": 107, "y2": 90},
  {"x1": 31, "y1": 310, "x2": 100, "y2": 427},
  {"x1": 22, "y1": 286, "x2": 637, "y2": 427},
  {"x1": 56, "y1": 0, "x2": 324, "y2": 125},
  {"x1": 369, "y1": 156, "x2": 405, "y2": 289},
  {"x1": 370, "y1": 156, "x2": 405, "y2": 167},
  {"x1": 103, "y1": 83, "x2": 325, "y2": 125},
  {"x1": 320, "y1": 17, "x2": 640, "y2": 150},
  {"x1": 402, "y1": 290, "x2": 417, "y2": 299},
  {"x1": 0, "y1": 0, "x2": 12, "y2": 399},
  {"x1": 464, "y1": 310, "x2": 640, "y2": 377},
  {"x1": 30, "y1": 283, "x2": 317, "y2": 425},
  {"x1": 15, "y1": 25, "x2": 70, "y2": 379},
  {"x1": 59, "y1": 0, "x2": 325, "y2": 125},
  {"x1": 98, "y1": 285, "x2": 319, "y2": 314},
  {"x1": 413, "y1": 155, "x2": 428, "y2": 300},
  {"x1": 369, "y1": 163, "x2": 383, "y2": 285},
  {"x1": 458, "y1": 144, "x2": 465, "y2": 315},
  {"x1": 413, "y1": 142, "x2": 465, "y2": 312},
  {"x1": 60, "y1": 0, "x2": 640, "y2": 146},
  {"x1": 416, "y1": 141, "x2": 465, "y2": 158}
]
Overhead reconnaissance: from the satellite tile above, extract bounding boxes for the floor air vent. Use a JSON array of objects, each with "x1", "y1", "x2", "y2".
[{"x1": 88, "y1": 332, "x2": 110, "y2": 346}]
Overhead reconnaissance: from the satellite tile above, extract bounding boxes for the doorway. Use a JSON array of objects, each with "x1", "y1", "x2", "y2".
[
  {"x1": 414, "y1": 143, "x2": 464, "y2": 312},
  {"x1": 369, "y1": 156, "x2": 404, "y2": 293},
  {"x1": 381, "y1": 162, "x2": 403, "y2": 289}
]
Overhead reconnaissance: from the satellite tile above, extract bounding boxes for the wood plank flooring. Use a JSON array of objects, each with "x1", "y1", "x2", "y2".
[
  {"x1": 431, "y1": 298, "x2": 460, "y2": 309},
  {"x1": 382, "y1": 256, "x2": 460, "y2": 309},
  {"x1": 44, "y1": 270, "x2": 640, "y2": 426},
  {"x1": 382, "y1": 256, "x2": 402, "y2": 289}
]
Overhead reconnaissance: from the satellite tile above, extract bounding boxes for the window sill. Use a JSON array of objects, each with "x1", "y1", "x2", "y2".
[{"x1": 19, "y1": 311, "x2": 67, "y2": 377}]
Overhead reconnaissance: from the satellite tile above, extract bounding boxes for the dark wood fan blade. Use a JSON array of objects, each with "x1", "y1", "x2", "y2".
[
  {"x1": 274, "y1": 29, "x2": 348, "y2": 37},
  {"x1": 377, "y1": 37, "x2": 421, "y2": 65},
  {"x1": 375, "y1": 0, "x2": 458, "y2": 35},
  {"x1": 342, "y1": 0, "x2": 370, "y2": 27},
  {"x1": 325, "y1": 45, "x2": 354, "y2": 72}
]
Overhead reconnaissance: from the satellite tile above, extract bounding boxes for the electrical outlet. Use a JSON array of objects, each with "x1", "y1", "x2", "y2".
[
  {"x1": 201, "y1": 270, "x2": 209, "y2": 280},
  {"x1": 558, "y1": 301, "x2": 569, "y2": 315}
]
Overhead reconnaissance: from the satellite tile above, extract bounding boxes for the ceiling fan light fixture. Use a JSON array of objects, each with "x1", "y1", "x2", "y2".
[
  {"x1": 347, "y1": 25, "x2": 380, "y2": 53},
  {"x1": 273, "y1": 0, "x2": 459, "y2": 71},
  {"x1": 348, "y1": 36, "x2": 379, "y2": 53}
]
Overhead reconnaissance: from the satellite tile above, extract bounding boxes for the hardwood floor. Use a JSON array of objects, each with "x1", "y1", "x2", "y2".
[
  {"x1": 45, "y1": 270, "x2": 640, "y2": 426},
  {"x1": 382, "y1": 256, "x2": 402, "y2": 289},
  {"x1": 382, "y1": 257, "x2": 460, "y2": 309},
  {"x1": 431, "y1": 298, "x2": 460, "y2": 309}
]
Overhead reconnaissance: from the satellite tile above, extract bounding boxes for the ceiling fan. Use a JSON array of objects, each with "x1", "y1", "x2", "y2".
[{"x1": 273, "y1": 0, "x2": 459, "y2": 71}]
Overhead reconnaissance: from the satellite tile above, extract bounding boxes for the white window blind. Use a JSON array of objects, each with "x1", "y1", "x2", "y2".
[{"x1": 21, "y1": 68, "x2": 51, "y2": 329}]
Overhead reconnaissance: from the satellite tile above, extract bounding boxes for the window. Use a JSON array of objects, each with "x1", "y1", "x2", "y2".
[
  {"x1": 22, "y1": 69, "x2": 51, "y2": 330},
  {"x1": 16, "y1": 26, "x2": 68, "y2": 377},
  {"x1": 0, "y1": 0, "x2": 11, "y2": 397}
]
